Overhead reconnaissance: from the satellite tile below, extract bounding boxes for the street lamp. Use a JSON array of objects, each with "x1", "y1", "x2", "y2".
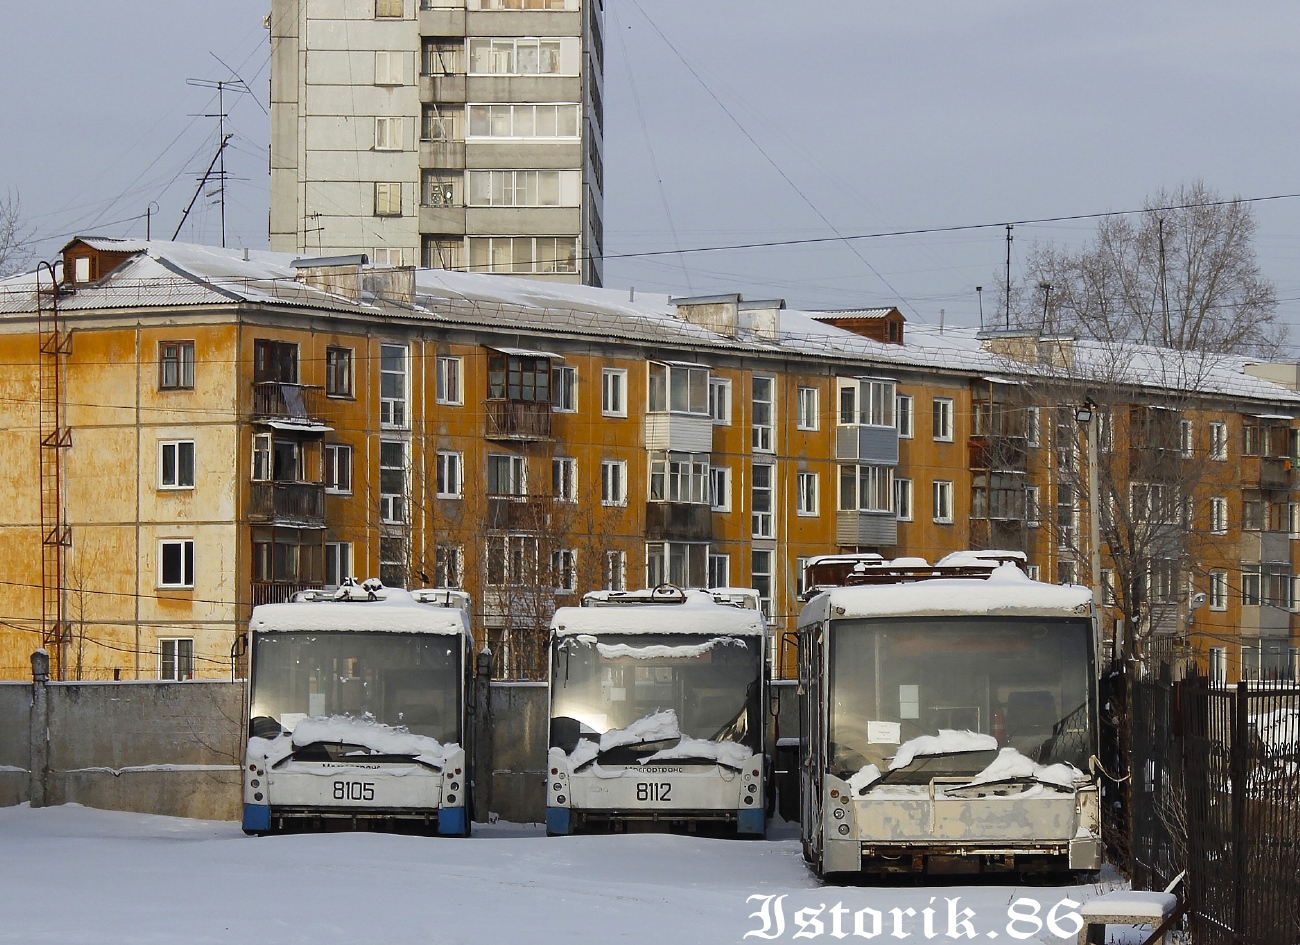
[
  {"x1": 1075, "y1": 398, "x2": 1096, "y2": 425},
  {"x1": 1075, "y1": 399, "x2": 1102, "y2": 610}
]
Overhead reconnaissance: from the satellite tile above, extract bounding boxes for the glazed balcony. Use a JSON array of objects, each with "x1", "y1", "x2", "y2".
[
  {"x1": 644, "y1": 501, "x2": 713, "y2": 543},
  {"x1": 486, "y1": 401, "x2": 553, "y2": 441}
]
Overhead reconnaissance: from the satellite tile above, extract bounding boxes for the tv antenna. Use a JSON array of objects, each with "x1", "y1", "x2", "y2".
[{"x1": 177, "y1": 73, "x2": 253, "y2": 246}]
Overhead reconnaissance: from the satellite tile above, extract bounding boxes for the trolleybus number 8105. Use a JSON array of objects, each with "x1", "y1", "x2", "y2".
[
  {"x1": 333, "y1": 781, "x2": 376, "y2": 801},
  {"x1": 636, "y1": 782, "x2": 671, "y2": 802}
]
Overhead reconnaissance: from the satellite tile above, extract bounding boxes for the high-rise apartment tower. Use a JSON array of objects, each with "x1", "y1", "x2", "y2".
[{"x1": 270, "y1": 0, "x2": 604, "y2": 285}]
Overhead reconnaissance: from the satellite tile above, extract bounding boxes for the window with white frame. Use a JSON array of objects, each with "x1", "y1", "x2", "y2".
[
  {"x1": 1026, "y1": 406, "x2": 1041, "y2": 447},
  {"x1": 466, "y1": 103, "x2": 580, "y2": 138},
  {"x1": 895, "y1": 477, "x2": 913, "y2": 521},
  {"x1": 795, "y1": 556, "x2": 811, "y2": 597},
  {"x1": 325, "y1": 347, "x2": 353, "y2": 398},
  {"x1": 709, "y1": 466, "x2": 731, "y2": 512},
  {"x1": 435, "y1": 545, "x2": 463, "y2": 588},
  {"x1": 380, "y1": 343, "x2": 408, "y2": 427},
  {"x1": 553, "y1": 365, "x2": 577, "y2": 412},
  {"x1": 1180, "y1": 418, "x2": 1194, "y2": 457},
  {"x1": 1209, "y1": 647, "x2": 1227, "y2": 687},
  {"x1": 1290, "y1": 501, "x2": 1300, "y2": 539},
  {"x1": 646, "y1": 542, "x2": 707, "y2": 588},
  {"x1": 838, "y1": 465, "x2": 893, "y2": 513},
  {"x1": 1026, "y1": 484, "x2": 1041, "y2": 527},
  {"x1": 436, "y1": 356, "x2": 462, "y2": 405},
  {"x1": 374, "y1": 182, "x2": 403, "y2": 216},
  {"x1": 933, "y1": 480, "x2": 954, "y2": 523},
  {"x1": 379, "y1": 441, "x2": 407, "y2": 523},
  {"x1": 601, "y1": 460, "x2": 626, "y2": 506},
  {"x1": 648, "y1": 362, "x2": 709, "y2": 415},
  {"x1": 1209, "y1": 421, "x2": 1228, "y2": 460},
  {"x1": 374, "y1": 50, "x2": 406, "y2": 85},
  {"x1": 436, "y1": 451, "x2": 463, "y2": 498},
  {"x1": 1210, "y1": 496, "x2": 1228, "y2": 534},
  {"x1": 469, "y1": 0, "x2": 578, "y2": 8},
  {"x1": 552, "y1": 456, "x2": 577, "y2": 502},
  {"x1": 796, "y1": 386, "x2": 819, "y2": 431},
  {"x1": 604, "y1": 550, "x2": 626, "y2": 591},
  {"x1": 796, "y1": 470, "x2": 819, "y2": 516},
  {"x1": 468, "y1": 236, "x2": 577, "y2": 274},
  {"x1": 468, "y1": 37, "x2": 575, "y2": 76},
  {"x1": 601, "y1": 369, "x2": 627, "y2": 417},
  {"x1": 1025, "y1": 564, "x2": 1040, "y2": 581},
  {"x1": 752, "y1": 377, "x2": 775, "y2": 452},
  {"x1": 486, "y1": 534, "x2": 539, "y2": 586},
  {"x1": 487, "y1": 453, "x2": 527, "y2": 496},
  {"x1": 467, "y1": 169, "x2": 582, "y2": 207},
  {"x1": 837, "y1": 377, "x2": 896, "y2": 427},
  {"x1": 374, "y1": 245, "x2": 406, "y2": 265},
  {"x1": 752, "y1": 464, "x2": 775, "y2": 537},
  {"x1": 1242, "y1": 566, "x2": 1263, "y2": 606},
  {"x1": 709, "y1": 377, "x2": 731, "y2": 424},
  {"x1": 896, "y1": 394, "x2": 913, "y2": 438},
  {"x1": 159, "y1": 539, "x2": 194, "y2": 588},
  {"x1": 1209, "y1": 571, "x2": 1228, "y2": 611},
  {"x1": 708, "y1": 553, "x2": 730, "y2": 589},
  {"x1": 159, "y1": 440, "x2": 194, "y2": 490},
  {"x1": 375, "y1": 0, "x2": 402, "y2": 16},
  {"x1": 374, "y1": 116, "x2": 405, "y2": 151},
  {"x1": 552, "y1": 549, "x2": 577, "y2": 593},
  {"x1": 158, "y1": 638, "x2": 194, "y2": 681},
  {"x1": 1100, "y1": 568, "x2": 1116, "y2": 605},
  {"x1": 932, "y1": 397, "x2": 954, "y2": 442},
  {"x1": 751, "y1": 550, "x2": 774, "y2": 619},
  {"x1": 325, "y1": 542, "x2": 352, "y2": 588},
  {"x1": 324, "y1": 443, "x2": 353, "y2": 494}
]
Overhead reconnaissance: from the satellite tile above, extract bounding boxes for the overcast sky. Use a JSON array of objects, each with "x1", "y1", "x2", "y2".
[{"x1": 3, "y1": 1, "x2": 1298, "y2": 341}]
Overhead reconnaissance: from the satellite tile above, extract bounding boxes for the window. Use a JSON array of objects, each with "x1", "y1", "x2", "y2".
[
  {"x1": 604, "y1": 550, "x2": 626, "y2": 591},
  {"x1": 379, "y1": 441, "x2": 407, "y2": 523},
  {"x1": 601, "y1": 460, "x2": 626, "y2": 506},
  {"x1": 552, "y1": 456, "x2": 577, "y2": 502},
  {"x1": 487, "y1": 453, "x2": 527, "y2": 496},
  {"x1": 374, "y1": 116, "x2": 405, "y2": 151},
  {"x1": 421, "y1": 38, "x2": 463, "y2": 75},
  {"x1": 467, "y1": 169, "x2": 582, "y2": 207},
  {"x1": 1242, "y1": 496, "x2": 1263, "y2": 531},
  {"x1": 487, "y1": 352, "x2": 552, "y2": 403},
  {"x1": 648, "y1": 362, "x2": 709, "y2": 415},
  {"x1": 1058, "y1": 560, "x2": 1078, "y2": 585},
  {"x1": 796, "y1": 387, "x2": 819, "y2": 431},
  {"x1": 1291, "y1": 501, "x2": 1300, "y2": 539},
  {"x1": 253, "y1": 339, "x2": 299, "y2": 384},
  {"x1": 1243, "y1": 420, "x2": 1260, "y2": 457},
  {"x1": 324, "y1": 542, "x2": 352, "y2": 588},
  {"x1": 375, "y1": 0, "x2": 402, "y2": 16},
  {"x1": 894, "y1": 477, "x2": 913, "y2": 521},
  {"x1": 1209, "y1": 572, "x2": 1228, "y2": 611},
  {"x1": 159, "y1": 539, "x2": 195, "y2": 589},
  {"x1": 1210, "y1": 496, "x2": 1228, "y2": 534},
  {"x1": 932, "y1": 397, "x2": 954, "y2": 442},
  {"x1": 752, "y1": 464, "x2": 775, "y2": 537},
  {"x1": 795, "y1": 556, "x2": 811, "y2": 597},
  {"x1": 838, "y1": 465, "x2": 893, "y2": 513},
  {"x1": 468, "y1": 236, "x2": 578, "y2": 274},
  {"x1": 709, "y1": 377, "x2": 732, "y2": 424},
  {"x1": 469, "y1": 0, "x2": 578, "y2": 9},
  {"x1": 436, "y1": 451, "x2": 463, "y2": 498},
  {"x1": 649, "y1": 452, "x2": 709, "y2": 504},
  {"x1": 380, "y1": 343, "x2": 407, "y2": 427},
  {"x1": 466, "y1": 103, "x2": 580, "y2": 139},
  {"x1": 379, "y1": 535, "x2": 406, "y2": 588},
  {"x1": 436, "y1": 356, "x2": 462, "y2": 405},
  {"x1": 751, "y1": 550, "x2": 773, "y2": 619},
  {"x1": 325, "y1": 347, "x2": 353, "y2": 397},
  {"x1": 933, "y1": 480, "x2": 954, "y2": 523},
  {"x1": 752, "y1": 377, "x2": 775, "y2": 452},
  {"x1": 469, "y1": 37, "x2": 570, "y2": 75},
  {"x1": 552, "y1": 549, "x2": 577, "y2": 593},
  {"x1": 376, "y1": 247, "x2": 406, "y2": 267},
  {"x1": 709, "y1": 466, "x2": 731, "y2": 512},
  {"x1": 158, "y1": 440, "x2": 194, "y2": 490},
  {"x1": 486, "y1": 534, "x2": 538, "y2": 586},
  {"x1": 1100, "y1": 569, "x2": 1116, "y2": 605},
  {"x1": 601, "y1": 369, "x2": 627, "y2": 417},
  {"x1": 1180, "y1": 418, "x2": 1194, "y2": 457},
  {"x1": 374, "y1": 50, "x2": 405, "y2": 85},
  {"x1": 796, "y1": 471, "x2": 819, "y2": 516},
  {"x1": 837, "y1": 378, "x2": 896, "y2": 427},
  {"x1": 553, "y1": 365, "x2": 577, "y2": 412},
  {"x1": 374, "y1": 182, "x2": 403, "y2": 216},
  {"x1": 1209, "y1": 647, "x2": 1227, "y2": 687},
  {"x1": 708, "y1": 553, "x2": 730, "y2": 589},
  {"x1": 421, "y1": 109, "x2": 462, "y2": 144},
  {"x1": 159, "y1": 342, "x2": 195, "y2": 390},
  {"x1": 158, "y1": 638, "x2": 194, "y2": 681},
  {"x1": 1025, "y1": 485, "x2": 1041, "y2": 527},
  {"x1": 324, "y1": 444, "x2": 352, "y2": 494},
  {"x1": 1209, "y1": 421, "x2": 1228, "y2": 461},
  {"x1": 435, "y1": 545, "x2": 462, "y2": 588},
  {"x1": 646, "y1": 542, "x2": 708, "y2": 589},
  {"x1": 1025, "y1": 565, "x2": 1041, "y2": 582},
  {"x1": 1025, "y1": 406, "x2": 1041, "y2": 448},
  {"x1": 423, "y1": 237, "x2": 463, "y2": 270},
  {"x1": 1242, "y1": 567, "x2": 1262, "y2": 606},
  {"x1": 896, "y1": 394, "x2": 913, "y2": 438}
]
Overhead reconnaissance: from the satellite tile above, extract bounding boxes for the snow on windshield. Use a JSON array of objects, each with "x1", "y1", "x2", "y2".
[
  {"x1": 592, "y1": 637, "x2": 745, "y2": 660},
  {"x1": 249, "y1": 715, "x2": 457, "y2": 768},
  {"x1": 890, "y1": 730, "x2": 998, "y2": 771},
  {"x1": 952, "y1": 746, "x2": 1081, "y2": 790},
  {"x1": 560, "y1": 710, "x2": 755, "y2": 770}
]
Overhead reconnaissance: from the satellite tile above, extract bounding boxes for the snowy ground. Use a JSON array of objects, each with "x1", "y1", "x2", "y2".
[{"x1": 0, "y1": 805, "x2": 1130, "y2": 945}]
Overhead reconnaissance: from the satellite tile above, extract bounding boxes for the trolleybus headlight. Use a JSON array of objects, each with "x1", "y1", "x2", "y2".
[
  {"x1": 554, "y1": 783, "x2": 562, "y2": 791},
  {"x1": 833, "y1": 807, "x2": 844, "y2": 819},
  {"x1": 447, "y1": 795, "x2": 456, "y2": 804},
  {"x1": 743, "y1": 796, "x2": 754, "y2": 805},
  {"x1": 450, "y1": 782, "x2": 459, "y2": 791},
  {"x1": 253, "y1": 792, "x2": 263, "y2": 802},
  {"x1": 251, "y1": 779, "x2": 260, "y2": 788},
  {"x1": 557, "y1": 795, "x2": 566, "y2": 804},
  {"x1": 747, "y1": 784, "x2": 757, "y2": 793},
  {"x1": 837, "y1": 824, "x2": 850, "y2": 835}
]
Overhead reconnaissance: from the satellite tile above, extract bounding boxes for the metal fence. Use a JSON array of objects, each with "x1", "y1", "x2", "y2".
[{"x1": 1128, "y1": 673, "x2": 1300, "y2": 945}]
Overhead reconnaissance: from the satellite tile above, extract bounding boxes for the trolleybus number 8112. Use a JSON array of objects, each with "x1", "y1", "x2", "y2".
[
  {"x1": 334, "y1": 781, "x2": 376, "y2": 801},
  {"x1": 636, "y1": 782, "x2": 671, "y2": 802}
]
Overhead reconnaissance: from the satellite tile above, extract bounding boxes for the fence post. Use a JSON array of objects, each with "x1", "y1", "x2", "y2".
[
  {"x1": 1231, "y1": 679, "x2": 1248, "y2": 944},
  {"x1": 473, "y1": 648, "x2": 493, "y2": 823},
  {"x1": 28, "y1": 650, "x2": 50, "y2": 809}
]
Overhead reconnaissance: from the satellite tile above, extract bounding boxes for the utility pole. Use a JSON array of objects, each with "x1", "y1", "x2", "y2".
[{"x1": 1004, "y1": 224, "x2": 1014, "y2": 329}]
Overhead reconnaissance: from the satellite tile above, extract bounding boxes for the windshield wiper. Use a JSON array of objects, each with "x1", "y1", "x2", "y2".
[{"x1": 278, "y1": 741, "x2": 444, "y2": 772}]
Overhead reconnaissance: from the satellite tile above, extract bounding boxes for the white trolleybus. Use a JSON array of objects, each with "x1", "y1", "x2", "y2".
[
  {"x1": 242, "y1": 581, "x2": 474, "y2": 836},
  {"x1": 546, "y1": 586, "x2": 769, "y2": 837},
  {"x1": 797, "y1": 555, "x2": 1103, "y2": 878}
]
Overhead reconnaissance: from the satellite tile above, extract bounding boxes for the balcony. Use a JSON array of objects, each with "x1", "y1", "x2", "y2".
[
  {"x1": 486, "y1": 494, "x2": 553, "y2": 531},
  {"x1": 251, "y1": 382, "x2": 329, "y2": 430},
  {"x1": 418, "y1": 74, "x2": 466, "y2": 104},
  {"x1": 836, "y1": 511, "x2": 897, "y2": 548},
  {"x1": 835, "y1": 425, "x2": 899, "y2": 465},
  {"x1": 645, "y1": 502, "x2": 713, "y2": 543},
  {"x1": 1127, "y1": 445, "x2": 1186, "y2": 481},
  {"x1": 644, "y1": 413, "x2": 713, "y2": 453},
  {"x1": 1242, "y1": 456, "x2": 1294, "y2": 492},
  {"x1": 249, "y1": 481, "x2": 326, "y2": 528},
  {"x1": 486, "y1": 401, "x2": 553, "y2": 441},
  {"x1": 968, "y1": 518, "x2": 1027, "y2": 552},
  {"x1": 968, "y1": 435, "x2": 1028, "y2": 473},
  {"x1": 250, "y1": 581, "x2": 320, "y2": 607}
]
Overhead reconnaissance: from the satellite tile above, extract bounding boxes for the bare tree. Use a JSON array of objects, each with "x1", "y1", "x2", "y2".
[
  {"x1": 0, "y1": 192, "x2": 33, "y2": 278},
  {"x1": 1004, "y1": 181, "x2": 1283, "y2": 357}
]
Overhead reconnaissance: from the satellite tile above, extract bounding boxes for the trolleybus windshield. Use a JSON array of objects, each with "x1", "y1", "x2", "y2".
[
  {"x1": 827, "y1": 615, "x2": 1093, "y2": 783},
  {"x1": 550, "y1": 633, "x2": 761, "y2": 761},
  {"x1": 249, "y1": 632, "x2": 462, "y2": 746}
]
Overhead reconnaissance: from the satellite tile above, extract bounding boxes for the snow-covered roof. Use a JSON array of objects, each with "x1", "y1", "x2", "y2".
[
  {"x1": 552, "y1": 590, "x2": 766, "y2": 637},
  {"x1": 799, "y1": 564, "x2": 1094, "y2": 626},
  {"x1": 250, "y1": 588, "x2": 469, "y2": 635}
]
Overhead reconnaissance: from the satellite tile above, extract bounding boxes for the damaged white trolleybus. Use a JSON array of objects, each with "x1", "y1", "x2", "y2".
[
  {"x1": 797, "y1": 557, "x2": 1102, "y2": 878},
  {"x1": 546, "y1": 586, "x2": 769, "y2": 837},
  {"x1": 242, "y1": 581, "x2": 474, "y2": 836}
]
